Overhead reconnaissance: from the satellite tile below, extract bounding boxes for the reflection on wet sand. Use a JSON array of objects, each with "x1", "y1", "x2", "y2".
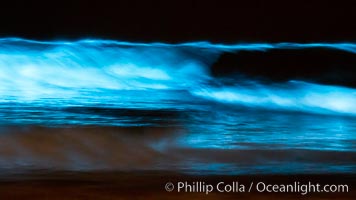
[{"x1": 0, "y1": 126, "x2": 355, "y2": 175}]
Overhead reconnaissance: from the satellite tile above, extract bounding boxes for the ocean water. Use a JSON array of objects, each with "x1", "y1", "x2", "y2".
[{"x1": 0, "y1": 38, "x2": 355, "y2": 175}]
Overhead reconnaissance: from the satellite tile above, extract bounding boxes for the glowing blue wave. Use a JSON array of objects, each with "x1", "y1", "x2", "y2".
[
  {"x1": 0, "y1": 38, "x2": 355, "y2": 117},
  {"x1": 193, "y1": 81, "x2": 356, "y2": 115},
  {"x1": 0, "y1": 39, "x2": 355, "y2": 174}
]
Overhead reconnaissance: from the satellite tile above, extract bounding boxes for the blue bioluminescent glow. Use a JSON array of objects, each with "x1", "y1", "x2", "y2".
[
  {"x1": 0, "y1": 38, "x2": 355, "y2": 117},
  {"x1": 193, "y1": 81, "x2": 356, "y2": 115},
  {"x1": 0, "y1": 38, "x2": 355, "y2": 175}
]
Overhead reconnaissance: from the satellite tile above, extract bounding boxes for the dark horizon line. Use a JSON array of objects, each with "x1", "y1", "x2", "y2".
[{"x1": 1, "y1": 35, "x2": 356, "y2": 44}]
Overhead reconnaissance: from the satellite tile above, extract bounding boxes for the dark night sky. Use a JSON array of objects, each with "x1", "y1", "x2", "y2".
[{"x1": 0, "y1": 0, "x2": 356, "y2": 43}]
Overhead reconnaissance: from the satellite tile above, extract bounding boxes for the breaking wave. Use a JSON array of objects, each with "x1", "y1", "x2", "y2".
[{"x1": 0, "y1": 38, "x2": 355, "y2": 116}]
